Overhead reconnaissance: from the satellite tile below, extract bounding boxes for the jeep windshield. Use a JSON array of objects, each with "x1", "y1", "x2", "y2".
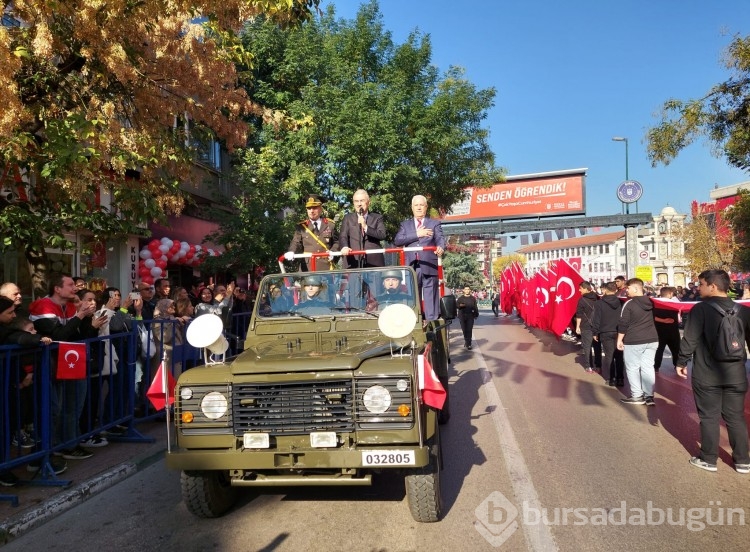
[{"x1": 256, "y1": 267, "x2": 419, "y2": 318}]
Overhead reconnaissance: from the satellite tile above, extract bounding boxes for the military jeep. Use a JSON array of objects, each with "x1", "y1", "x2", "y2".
[{"x1": 166, "y1": 263, "x2": 455, "y2": 522}]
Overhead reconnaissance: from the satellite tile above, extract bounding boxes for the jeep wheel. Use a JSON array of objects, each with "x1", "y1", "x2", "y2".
[
  {"x1": 437, "y1": 375, "x2": 450, "y2": 425},
  {"x1": 181, "y1": 470, "x2": 238, "y2": 518},
  {"x1": 405, "y1": 434, "x2": 442, "y2": 522}
]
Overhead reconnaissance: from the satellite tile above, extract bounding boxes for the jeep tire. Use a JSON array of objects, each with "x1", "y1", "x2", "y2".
[
  {"x1": 404, "y1": 433, "x2": 442, "y2": 522},
  {"x1": 181, "y1": 470, "x2": 238, "y2": 518}
]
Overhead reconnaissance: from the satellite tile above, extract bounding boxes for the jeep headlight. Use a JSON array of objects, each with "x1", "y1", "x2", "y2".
[
  {"x1": 362, "y1": 385, "x2": 392, "y2": 414},
  {"x1": 201, "y1": 391, "x2": 228, "y2": 419}
]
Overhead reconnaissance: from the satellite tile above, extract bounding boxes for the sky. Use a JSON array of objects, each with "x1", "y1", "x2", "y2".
[{"x1": 323, "y1": 0, "x2": 750, "y2": 248}]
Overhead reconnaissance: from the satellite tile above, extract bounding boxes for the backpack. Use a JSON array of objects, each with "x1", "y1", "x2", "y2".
[{"x1": 706, "y1": 301, "x2": 746, "y2": 362}]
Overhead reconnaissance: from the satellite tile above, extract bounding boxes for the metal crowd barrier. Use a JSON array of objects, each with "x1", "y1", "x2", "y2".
[{"x1": 0, "y1": 310, "x2": 251, "y2": 506}]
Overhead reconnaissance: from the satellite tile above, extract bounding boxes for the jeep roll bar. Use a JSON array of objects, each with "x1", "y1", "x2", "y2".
[{"x1": 277, "y1": 246, "x2": 445, "y2": 297}]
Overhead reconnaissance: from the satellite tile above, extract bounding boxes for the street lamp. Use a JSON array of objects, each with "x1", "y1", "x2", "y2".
[
  {"x1": 612, "y1": 135, "x2": 636, "y2": 278},
  {"x1": 612, "y1": 136, "x2": 629, "y2": 180}
]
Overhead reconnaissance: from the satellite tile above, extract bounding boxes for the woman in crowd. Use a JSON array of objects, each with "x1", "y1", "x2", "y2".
[
  {"x1": 77, "y1": 288, "x2": 111, "y2": 448},
  {"x1": 153, "y1": 298, "x2": 185, "y2": 378}
]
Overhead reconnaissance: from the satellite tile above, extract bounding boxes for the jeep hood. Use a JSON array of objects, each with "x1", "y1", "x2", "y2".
[{"x1": 231, "y1": 333, "x2": 405, "y2": 374}]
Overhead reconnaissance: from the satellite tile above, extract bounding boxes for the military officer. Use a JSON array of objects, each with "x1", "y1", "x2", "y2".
[{"x1": 285, "y1": 194, "x2": 339, "y2": 271}]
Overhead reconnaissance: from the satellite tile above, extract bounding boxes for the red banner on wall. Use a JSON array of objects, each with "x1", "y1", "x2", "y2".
[{"x1": 442, "y1": 169, "x2": 586, "y2": 222}]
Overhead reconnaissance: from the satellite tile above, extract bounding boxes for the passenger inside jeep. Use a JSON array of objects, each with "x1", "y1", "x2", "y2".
[
  {"x1": 293, "y1": 274, "x2": 334, "y2": 314},
  {"x1": 376, "y1": 269, "x2": 412, "y2": 309}
]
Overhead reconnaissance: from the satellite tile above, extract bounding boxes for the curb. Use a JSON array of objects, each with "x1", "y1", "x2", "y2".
[{"x1": 0, "y1": 444, "x2": 167, "y2": 546}]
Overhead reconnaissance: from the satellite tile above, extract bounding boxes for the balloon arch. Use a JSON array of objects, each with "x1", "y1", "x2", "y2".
[{"x1": 138, "y1": 237, "x2": 219, "y2": 284}]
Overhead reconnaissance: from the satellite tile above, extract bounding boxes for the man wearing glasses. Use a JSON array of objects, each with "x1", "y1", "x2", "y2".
[{"x1": 133, "y1": 283, "x2": 156, "y2": 320}]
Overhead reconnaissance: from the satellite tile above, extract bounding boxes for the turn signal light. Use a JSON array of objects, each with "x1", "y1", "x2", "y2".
[
  {"x1": 181, "y1": 411, "x2": 194, "y2": 423},
  {"x1": 397, "y1": 404, "x2": 411, "y2": 417}
]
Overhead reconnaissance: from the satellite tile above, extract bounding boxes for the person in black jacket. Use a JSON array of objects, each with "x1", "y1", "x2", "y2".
[
  {"x1": 653, "y1": 286, "x2": 681, "y2": 373},
  {"x1": 575, "y1": 281, "x2": 601, "y2": 373},
  {"x1": 456, "y1": 286, "x2": 479, "y2": 349},
  {"x1": 591, "y1": 282, "x2": 624, "y2": 386},
  {"x1": 617, "y1": 278, "x2": 659, "y2": 405},
  {"x1": 337, "y1": 189, "x2": 387, "y2": 268},
  {"x1": 676, "y1": 269, "x2": 750, "y2": 473}
]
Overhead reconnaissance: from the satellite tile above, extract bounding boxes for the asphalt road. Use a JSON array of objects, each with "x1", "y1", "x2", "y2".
[{"x1": 4, "y1": 312, "x2": 749, "y2": 552}]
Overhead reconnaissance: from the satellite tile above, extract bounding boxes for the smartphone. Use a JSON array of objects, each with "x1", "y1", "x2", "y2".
[{"x1": 129, "y1": 292, "x2": 141, "y2": 300}]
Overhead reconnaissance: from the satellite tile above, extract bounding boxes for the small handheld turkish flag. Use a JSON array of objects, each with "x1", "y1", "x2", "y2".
[{"x1": 56, "y1": 342, "x2": 87, "y2": 379}]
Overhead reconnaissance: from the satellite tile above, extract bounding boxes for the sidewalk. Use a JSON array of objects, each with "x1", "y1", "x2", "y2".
[{"x1": 0, "y1": 420, "x2": 169, "y2": 545}]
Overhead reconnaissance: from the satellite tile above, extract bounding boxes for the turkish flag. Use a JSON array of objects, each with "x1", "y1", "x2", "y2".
[
  {"x1": 550, "y1": 259, "x2": 583, "y2": 337},
  {"x1": 146, "y1": 360, "x2": 176, "y2": 411},
  {"x1": 418, "y1": 344, "x2": 446, "y2": 410},
  {"x1": 57, "y1": 342, "x2": 87, "y2": 379}
]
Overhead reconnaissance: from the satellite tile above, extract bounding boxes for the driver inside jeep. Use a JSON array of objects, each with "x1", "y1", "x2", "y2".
[{"x1": 293, "y1": 275, "x2": 333, "y2": 314}]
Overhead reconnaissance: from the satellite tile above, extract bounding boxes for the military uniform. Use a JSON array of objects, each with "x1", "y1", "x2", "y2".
[
  {"x1": 288, "y1": 218, "x2": 339, "y2": 271},
  {"x1": 287, "y1": 194, "x2": 339, "y2": 271}
]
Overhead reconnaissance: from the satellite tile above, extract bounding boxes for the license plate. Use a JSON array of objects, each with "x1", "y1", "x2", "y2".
[{"x1": 361, "y1": 450, "x2": 416, "y2": 466}]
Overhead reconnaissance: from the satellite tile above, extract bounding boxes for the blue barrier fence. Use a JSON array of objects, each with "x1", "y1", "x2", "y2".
[{"x1": 0, "y1": 312, "x2": 251, "y2": 505}]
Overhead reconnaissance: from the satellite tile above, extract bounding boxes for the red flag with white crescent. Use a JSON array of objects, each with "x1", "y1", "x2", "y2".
[
  {"x1": 550, "y1": 259, "x2": 583, "y2": 337},
  {"x1": 57, "y1": 342, "x2": 87, "y2": 379}
]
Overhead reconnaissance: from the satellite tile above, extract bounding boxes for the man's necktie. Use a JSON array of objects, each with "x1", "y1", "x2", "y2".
[
  {"x1": 314, "y1": 221, "x2": 319, "y2": 233},
  {"x1": 416, "y1": 218, "x2": 423, "y2": 230}
]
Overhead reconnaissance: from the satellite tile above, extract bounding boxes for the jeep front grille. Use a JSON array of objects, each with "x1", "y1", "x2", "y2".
[{"x1": 233, "y1": 380, "x2": 354, "y2": 436}]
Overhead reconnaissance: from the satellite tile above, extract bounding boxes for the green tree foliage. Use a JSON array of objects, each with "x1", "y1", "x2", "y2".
[
  {"x1": 647, "y1": 35, "x2": 750, "y2": 172},
  {"x1": 207, "y1": 1, "x2": 503, "y2": 273},
  {"x1": 443, "y1": 247, "x2": 484, "y2": 290}
]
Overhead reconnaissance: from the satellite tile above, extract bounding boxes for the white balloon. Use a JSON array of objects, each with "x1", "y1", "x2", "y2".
[
  {"x1": 144, "y1": 258, "x2": 156, "y2": 269},
  {"x1": 160, "y1": 237, "x2": 170, "y2": 244},
  {"x1": 159, "y1": 244, "x2": 169, "y2": 254},
  {"x1": 139, "y1": 249, "x2": 152, "y2": 260},
  {"x1": 180, "y1": 242, "x2": 189, "y2": 250},
  {"x1": 150, "y1": 266, "x2": 163, "y2": 277}
]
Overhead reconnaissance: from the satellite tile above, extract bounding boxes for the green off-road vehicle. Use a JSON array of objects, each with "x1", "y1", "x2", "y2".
[{"x1": 166, "y1": 259, "x2": 455, "y2": 522}]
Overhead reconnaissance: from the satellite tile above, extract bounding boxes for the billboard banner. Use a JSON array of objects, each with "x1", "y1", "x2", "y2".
[{"x1": 442, "y1": 170, "x2": 586, "y2": 222}]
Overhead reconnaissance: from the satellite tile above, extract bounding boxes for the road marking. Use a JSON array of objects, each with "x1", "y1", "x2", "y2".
[{"x1": 473, "y1": 342, "x2": 558, "y2": 551}]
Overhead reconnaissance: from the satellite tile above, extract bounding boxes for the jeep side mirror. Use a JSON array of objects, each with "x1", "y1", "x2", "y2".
[{"x1": 440, "y1": 295, "x2": 456, "y2": 320}]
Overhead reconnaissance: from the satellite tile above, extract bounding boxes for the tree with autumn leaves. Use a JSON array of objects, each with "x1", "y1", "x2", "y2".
[{"x1": 0, "y1": 0, "x2": 319, "y2": 291}]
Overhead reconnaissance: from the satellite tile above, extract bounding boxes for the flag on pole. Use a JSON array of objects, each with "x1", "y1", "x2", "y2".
[
  {"x1": 146, "y1": 359, "x2": 176, "y2": 411},
  {"x1": 57, "y1": 342, "x2": 87, "y2": 379},
  {"x1": 418, "y1": 344, "x2": 446, "y2": 409},
  {"x1": 550, "y1": 259, "x2": 584, "y2": 337}
]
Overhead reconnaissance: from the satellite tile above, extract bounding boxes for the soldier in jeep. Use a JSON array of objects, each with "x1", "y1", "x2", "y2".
[{"x1": 376, "y1": 269, "x2": 412, "y2": 308}]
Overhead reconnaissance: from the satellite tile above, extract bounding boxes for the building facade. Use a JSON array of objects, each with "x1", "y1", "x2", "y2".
[{"x1": 516, "y1": 206, "x2": 689, "y2": 287}]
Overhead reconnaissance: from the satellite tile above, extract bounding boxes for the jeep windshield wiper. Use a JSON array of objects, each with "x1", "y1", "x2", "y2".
[
  {"x1": 329, "y1": 306, "x2": 379, "y2": 318},
  {"x1": 264, "y1": 310, "x2": 315, "y2": 321}
]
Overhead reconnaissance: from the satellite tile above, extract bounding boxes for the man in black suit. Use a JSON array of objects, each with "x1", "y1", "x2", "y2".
[
  {"x1": 338, "y1": 189, "x2": 387, "y2": 268},
  {"x1": 393, "y1": 195, "x2": 446, "y2": 321}
]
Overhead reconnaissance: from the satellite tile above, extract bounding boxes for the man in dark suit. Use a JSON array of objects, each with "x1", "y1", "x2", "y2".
[
  {"x1": 393, "y1": 195, "x2": 446, "y2": 321},
  {"x1": 338, "y1": 189, "x2": 387, "y2": 268},
  {"x1": 285, "y1": 194, "x2": 339, "y2": 271}
]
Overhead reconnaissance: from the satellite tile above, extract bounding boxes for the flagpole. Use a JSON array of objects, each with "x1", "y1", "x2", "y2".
[{"x1": 162, "y1": 351, "x2": 171, "y2": 453}]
